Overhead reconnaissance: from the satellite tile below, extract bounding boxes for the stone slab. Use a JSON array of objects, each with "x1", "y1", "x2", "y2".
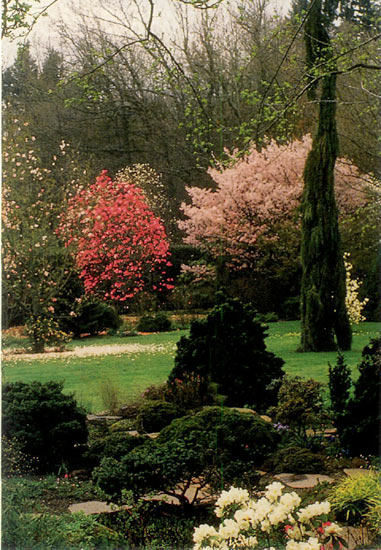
[
  {"x1": 68, "y1": 501, "x2": 128, "y2": 515},
  {"x1": 274, "y1": 473, "x2": 335, "y2": 488}
]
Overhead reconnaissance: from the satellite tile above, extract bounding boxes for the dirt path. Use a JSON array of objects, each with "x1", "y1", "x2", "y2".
[{"x1": 2, "y1": 342, "x2": 176, "y2": 361}]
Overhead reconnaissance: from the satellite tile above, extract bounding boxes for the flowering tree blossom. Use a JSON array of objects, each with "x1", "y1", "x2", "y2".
[
  {"x1": 180, "y1": 136, "x2": 369, "y2": 271},
  {"x1": 59, "y1": 170, "x2": 174, "y2": 303},
  {"x1": 2, "y1": 117, "x2": 82, "y2": 351}
]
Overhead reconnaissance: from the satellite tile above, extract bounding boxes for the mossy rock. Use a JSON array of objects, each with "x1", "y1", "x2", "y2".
[{"x1": 110, "y1": 419, "x2": 137, "y2": 432}]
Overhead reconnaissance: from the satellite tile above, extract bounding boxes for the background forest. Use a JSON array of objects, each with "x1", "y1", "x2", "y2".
[{"x1": 2, "y1": 0, "x2": 380, "y2": 329}]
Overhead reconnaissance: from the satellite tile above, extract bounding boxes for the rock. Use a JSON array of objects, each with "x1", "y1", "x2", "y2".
[
  {"x1": 341, "y1": 526, "x2": 374, "y2": 550},
  {"x1": 68, "y1": 501, "x2": 129, "y2": 515},
  {"x1": 274, "y1": 473, "x2": 335, "y2": 489},
  {"x1": 231, "y1": 407, "x2": 256, "y2": 415},
  {"x1": 87, "y1": 414, "x2": 122, "y2": 425}
]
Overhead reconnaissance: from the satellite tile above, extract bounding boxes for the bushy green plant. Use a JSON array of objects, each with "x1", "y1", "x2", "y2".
[
  {"x1": 141, "y1": 383, "x2": 166, "y2": 401},
  {"x1": 269, "y1": 376, "x2": 329, "y2": 446},
  {"x1": 165, "y1": 373, "x2": 217, "y2": 410},
  {"x1": 2, "y1": 381, "x2": 88, "y2": 473},
  {"x1": 168, "y1": 296, "x2": 285, "y2": 411},
  {"x1": 63, "y1": 299, "x2": 122, "y2": 337},
  {"x1": 93, "y1": 407, "x2": 278, "y2": 505},
  {"x1": 136, "y1": 312, "x2": 172, "y2": 332},
  {"x1": 25, "y1": 316, "x2": 72, "y2": 352},
  {"x1": 265, "y1": 446, "x2": 328, "y2": 474},
  {"x1": 335, "y1": 338, "x2": 380, "y2": 456},
  {"x1": 85, "y1": 432, "x2": 147, "y2": 469},
  {"x1": 99, "y1": 498, "x2": 213, "y2": 549},
  {"x1": 329, "y1": 472, "x2": 381, "y2": 528},
  {"x1": 2, "y1": 477, "x2": 122, "y2": 549},
  {"x1": 137, "y1": 400, "x2": 184, "y2": 433},
  {"x1": 328, "y1": 353, "x2": 352, "y2": 439},
  {"x1": 2, "y1": 436, "x2": 37, "y2": 476},
  {"x1": 99, "y1": 377, "x2": 121, "y2": 415}
]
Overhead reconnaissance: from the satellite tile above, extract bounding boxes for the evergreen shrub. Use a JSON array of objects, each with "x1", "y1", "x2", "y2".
[
  {"x1": 137, "y1": 401, "x2": 184, "y2": 433},
  {"x1": 93, "y1": 407, "x2": 278, "y2": 503},
  {"x1": 136, "y1": 312, "x2": 172, "y2": 332},
  {"x1": 265, "y1": 446, "x2": 327, "y2": 474},
  {"x1": 168, "y1": 296, "x2": 285, "y2": 411},
  {"x1": 63, "y1": 300, "x2": 122, "y2": 337},
  {"x1": 329, "y1": 337, "x2": 380, "y2": 456},
  {"x1": 2, "y1": 381, "x2": 88, "y2": 473}
]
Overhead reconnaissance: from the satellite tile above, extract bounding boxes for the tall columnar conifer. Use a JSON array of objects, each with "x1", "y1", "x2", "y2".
[{"x1": 300, "y1": 0, "x2": 352, "y2": 351}]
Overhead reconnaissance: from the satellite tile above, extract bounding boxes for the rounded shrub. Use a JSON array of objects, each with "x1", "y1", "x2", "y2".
[
  {"x1": 136, "y1": 313, "x2": 172, "y2": 332},
  {"x1": 86, "y1": 431, "x2": 148, "y2": 468},
  {"x1": 266, "y1": 446, "x2": 327, "y2": 474},
  {"x1": 2, "y1": 381, "x2": 88, "y2": 473},
  {"x1": 93, "y1": 407, "x2": 279, "y2": 503},
  {"x1": 63, "y1": 300, "x2": 122, "y2": 337},
  {"x1": 168, "y1": 296, "x2": 285, "y2": 411},
  {"x1": 137, "y1": 401, "x2": 184, "y2": 433}
]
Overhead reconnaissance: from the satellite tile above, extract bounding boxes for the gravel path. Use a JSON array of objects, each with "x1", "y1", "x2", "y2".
[{"x1": 2, "y1": 342, "x2": 176, "y2": 361}]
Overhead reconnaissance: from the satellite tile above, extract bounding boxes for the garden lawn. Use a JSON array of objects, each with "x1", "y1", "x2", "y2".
[{"x1": 2, "y1": 322, "x2": 379, "y2": 413}]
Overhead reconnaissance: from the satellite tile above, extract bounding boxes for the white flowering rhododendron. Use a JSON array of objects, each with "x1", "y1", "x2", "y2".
[{"x1": 193, "y1": 483, "x2": 346, "y2": 550}]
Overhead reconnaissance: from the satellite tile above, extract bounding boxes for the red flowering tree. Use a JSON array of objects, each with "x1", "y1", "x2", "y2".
[{"x1": 59, "y1": 170, "x2": 174, "y2": 303}]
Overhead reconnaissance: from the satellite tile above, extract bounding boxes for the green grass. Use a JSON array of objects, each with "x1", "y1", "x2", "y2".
[
  {"x1": 266, "y1": 321, "x2": 380, "y2": 384},
  {"x1": 2, "y1": 322, "x2": 379, "y2": 413}
]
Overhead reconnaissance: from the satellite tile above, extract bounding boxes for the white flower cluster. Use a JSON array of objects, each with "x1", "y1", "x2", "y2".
[
  {"x1": 193, "y1": 483, "x2": 341, "y2": 550},
  {"x1": 344, "y1": 253, "x2": 369, "y2": 324}
]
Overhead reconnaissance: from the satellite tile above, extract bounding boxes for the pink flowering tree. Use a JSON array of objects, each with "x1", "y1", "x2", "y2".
[
  {"x1": 59, "y1": 170, "x2": 174, "y2": 304},
  {"x1": 2, "y1": 117, "x2": 83, "y2": 351},
  {"x1": 180, "y1": 136, "x2": 369, "y2": 283}
]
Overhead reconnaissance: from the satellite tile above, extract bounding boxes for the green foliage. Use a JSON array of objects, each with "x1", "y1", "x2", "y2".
[
  {"x1": 93, "y1": 407, "x2": 278, "y2": 504},
  {"x1": 328, "y1": 353, "x2": 352, "y2": 438},
  {"x1": 329, "y1": 472, "x2": 381, "y2": 527},
  {"x1": 85, "y1": 431, "x2": 147, "y2": 469},
  {"x1": 99, "y1": 377, "x2": 121, "y2": 415},
  {"x1": 137, "y1": 400, "x2": 185, "y2": 433},
  {"x1": 25, "y1": 317, "x2": 72, "y2": 353},
  {"x1": 165, "y1": 372, "x2": 217, "y2": 410},
  {"x1": 141, "y1": 383, "x2": 167, "y2": 401},
  {"x1": 168, "y1": 297, "x2": 285, "y2": 411},
  {"x1": 269, "y1": 375, "x2": 328, "y2": 445},
  {"x1": 265, "y1": 446, "x2": 327, "y2": 474},
  {"x1": 2, "y1": 436, "x2": 37, "y2": 476},
  {"x1": 2, "y1": 381, "x2": 88, "y2": 473},
  {"x1": 2, "y1": 475, "x2": 120, "y2": 549},
  {"x1": 136, "y1": 312, "x2": 172, "y2": 332},
  {"x1": 99, "y1": 498, "x2": 213, "y2": 549},
  {"x1": 301, "y1": 0, "x2": 352, "y2": 352},
  {"x1": 63, "y1": 299, "x2": 122, "y2": 337},
  {"x1": 340, "y1": 337, "x2": 381, "y2": 456}
]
